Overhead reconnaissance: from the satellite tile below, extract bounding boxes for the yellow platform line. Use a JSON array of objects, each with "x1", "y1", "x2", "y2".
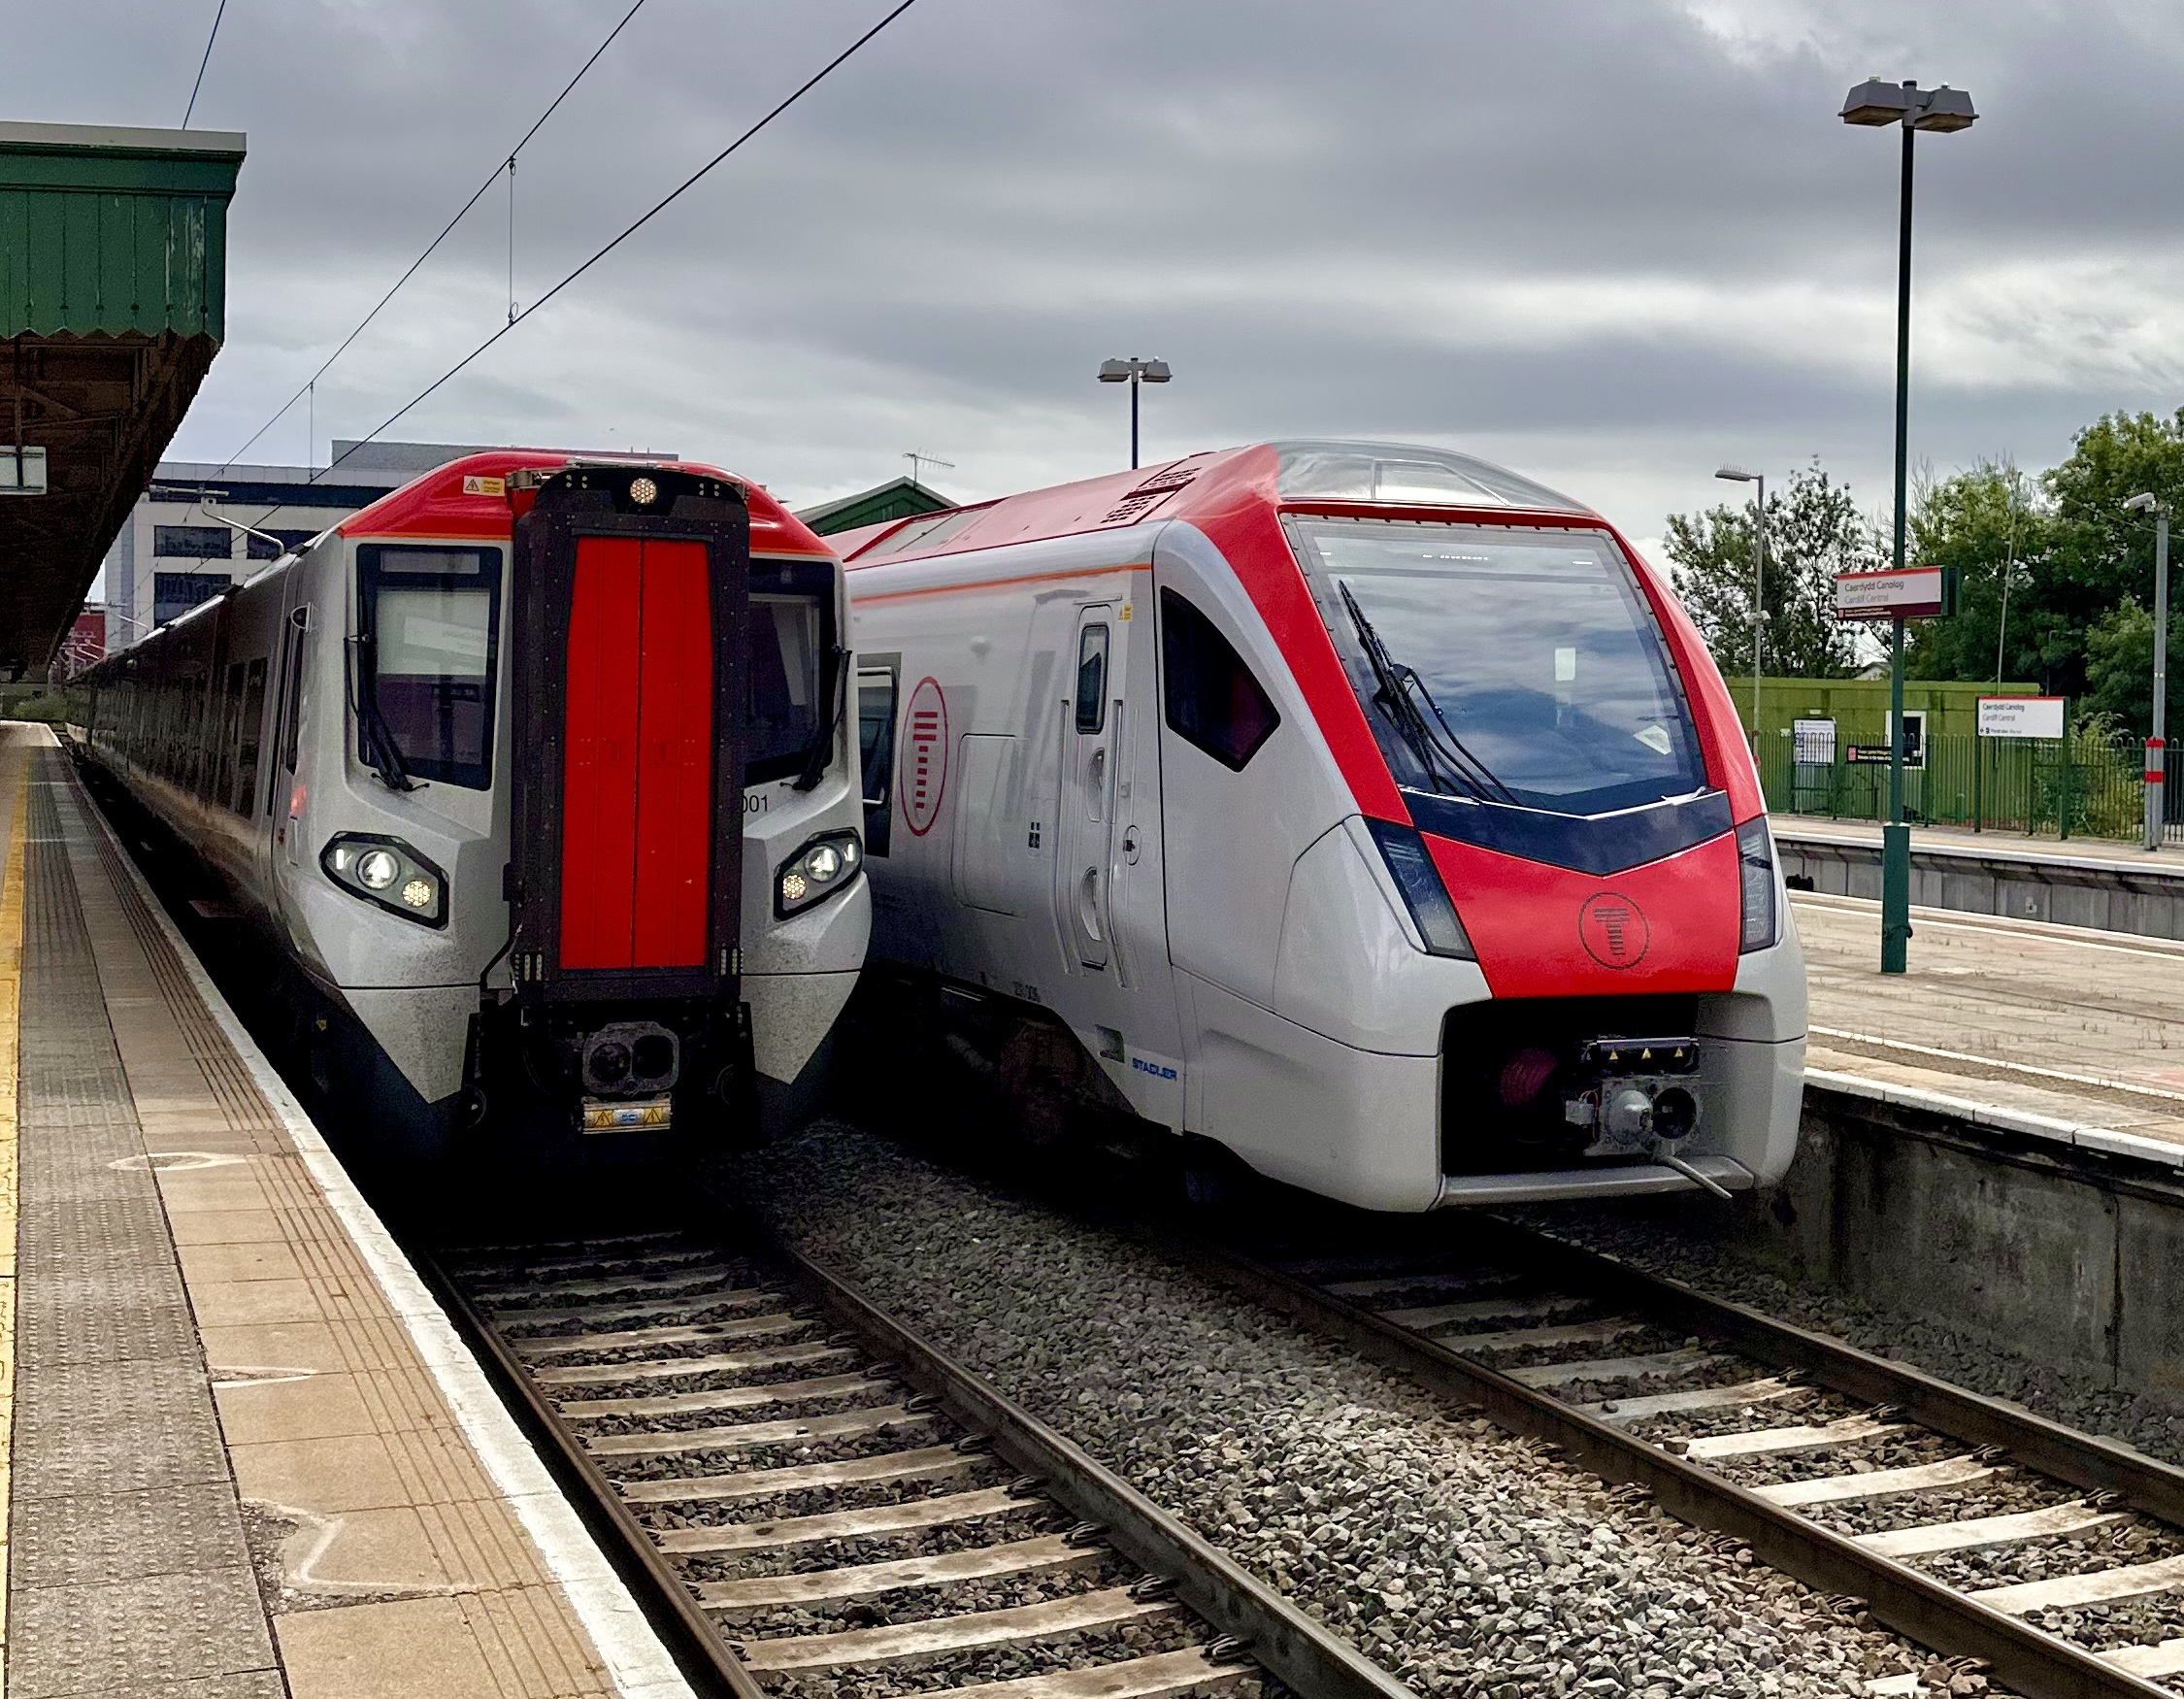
[{"x1": 0, "y1": 744, "x2": 31, "y2": 1681}]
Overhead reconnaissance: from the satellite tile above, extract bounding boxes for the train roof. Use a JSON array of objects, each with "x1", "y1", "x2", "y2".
[
  {"x1": 338, "y1": 450, "x2": 835, "y2": 557},
  {"x1": 835, "y1": 440, "x2": 1600, "y2": 569}
]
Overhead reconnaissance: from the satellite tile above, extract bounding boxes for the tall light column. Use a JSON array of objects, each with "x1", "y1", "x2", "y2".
[
  {"x1": 1840, "y1": 76, "x2": 1978, "y2": 974},
  {"x1": 2127, "y1": 492, "x2": 2171, "y2": 851},
  {"x1": 1097, "y1": 357, "x2": 1171, "y2": 469},
  {"x1": 1716, "y1": 466, "x2": 1768, "y2": 750}
]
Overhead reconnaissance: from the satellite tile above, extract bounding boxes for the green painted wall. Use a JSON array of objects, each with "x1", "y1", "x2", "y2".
[
  {"x1": 1734, "y1": 677, "x2": 2043, "y2": 743},
  {"x1": 0, "y1": 124, "x2": 245, "y2": 340}
]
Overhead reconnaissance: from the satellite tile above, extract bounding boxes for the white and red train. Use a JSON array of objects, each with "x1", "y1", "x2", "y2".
[
  {"x1": 79, "y1": 452, "x2": 869, "y2": 1162},
  {"x1": 838, "y1": 441, "x2": 1805, "y2": 1210}
]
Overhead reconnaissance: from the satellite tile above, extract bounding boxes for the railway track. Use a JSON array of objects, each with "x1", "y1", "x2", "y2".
[
  {"x1": 1199, "y1": 1217, "x2": 2184, "y2": 1699},
  {"x1": 422, "y1": 1214, "x2": 1412, "y2": 1699}
]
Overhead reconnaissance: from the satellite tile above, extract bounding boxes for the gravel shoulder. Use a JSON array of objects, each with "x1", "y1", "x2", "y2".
[{"x1": 727, "y1": 1123, "x2": 1970, "y2": 1699}]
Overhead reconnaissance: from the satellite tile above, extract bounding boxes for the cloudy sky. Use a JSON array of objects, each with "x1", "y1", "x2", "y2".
[{"x1": 11, "y1": 0, "x2": 2184, "y2": 557}]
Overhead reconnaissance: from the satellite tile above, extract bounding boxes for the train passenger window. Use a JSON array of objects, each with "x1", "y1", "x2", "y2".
[
  {"x1": 1075, "y1": 625, "x2": 1109, "y2": 735},
  {"x1": 233, "y1": 657, "x2": 268, "y2": 816},
  {"x1": 1159, "y1": 588, "x2": 1280, "y2": 772},
  {"x1": 857, "y1": 659, "x2": 899, "y2": 857},
  {"x1": 356, "y1": 547, "x2": 502, "y2": 788}
]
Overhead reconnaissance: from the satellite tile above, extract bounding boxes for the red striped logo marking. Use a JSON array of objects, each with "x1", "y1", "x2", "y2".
[{"x1": 902, "y1": 677, "x2": 949, "y2": 837}]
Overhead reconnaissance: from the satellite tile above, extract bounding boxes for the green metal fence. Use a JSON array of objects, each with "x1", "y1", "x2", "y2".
[{"x1": 1758, "y1": 730, "x2": 2184, "y2": 845}]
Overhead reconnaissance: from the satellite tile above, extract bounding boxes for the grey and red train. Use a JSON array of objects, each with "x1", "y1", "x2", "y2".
[
  {"x1": 78, "y1": 439, "x2": 1804, "y2": 1205},
  {"x1": 78, "y1": 452, "x2": 870, "y2": 1161}
]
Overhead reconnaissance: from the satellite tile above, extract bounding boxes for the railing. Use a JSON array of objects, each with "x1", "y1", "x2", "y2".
[{"x1": 1758, "y1": 729, "x2": 2184, "y2": 845}]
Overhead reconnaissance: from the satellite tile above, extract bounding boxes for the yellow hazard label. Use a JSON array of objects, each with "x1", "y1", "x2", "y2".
[{"x1": 462, "y1": 475, "x2": 507, "y2": 497}]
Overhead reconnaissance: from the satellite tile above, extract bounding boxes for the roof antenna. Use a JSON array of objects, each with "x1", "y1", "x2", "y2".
[{"x1": 904, "y1": 450, "x2": 955, "y2": 486}]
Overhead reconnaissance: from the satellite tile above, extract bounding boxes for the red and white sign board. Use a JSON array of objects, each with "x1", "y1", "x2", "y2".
[
  {"x1": 1977, "y1": 696, "x2": 2067, "y2": 740},
  {"x1": 1835, "y1": 566, "x2": 1946, "y2": 620}
]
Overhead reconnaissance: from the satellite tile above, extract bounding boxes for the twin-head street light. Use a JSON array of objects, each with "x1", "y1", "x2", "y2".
[
  {"x1": 2125, "y1": 491, "x2": 2171, "y2": 852},
  {"x1": 1098, "y1": 356, "x2": 1170, "y2": 469},
  {"x1": 1841, "y1": 75, "x2": 1978, "y2": 974},
  {"x1": 1715, "y1": 466, "x2": 1769, "y2": 746}
]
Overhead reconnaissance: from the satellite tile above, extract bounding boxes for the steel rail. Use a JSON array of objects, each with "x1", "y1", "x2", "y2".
[
  {"x1": 422, "y1": 1197, "x2": 1415, "y2": 1699},
  {"x1": 1191, "y1": 1237, "x2": 2175, "y2": 1699},
  {"x1": 734, "y1": 1203, "x2": 1418, "y2": 1699},
  {"x1": 413, "y1": 1240, "x2": 770, "y2": 1699},
  {"x1": 1489, "y1": 1218, "x2": 2184, "y2": 1527}
]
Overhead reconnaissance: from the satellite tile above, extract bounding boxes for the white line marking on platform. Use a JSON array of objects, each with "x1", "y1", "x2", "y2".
[
  {"x1": 1809, "y1": 1025, "x2": 2184, "y2": 1108},
  {"x1": 88, "y1": 801, "x2": 696, "y2": 1699}
]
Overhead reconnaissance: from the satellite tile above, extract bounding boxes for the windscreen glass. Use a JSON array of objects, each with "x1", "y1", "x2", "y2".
[
  {"x1": 747, "y1": 558, "x2": 838, "y2": 784},
  {"x1": 358, "y1": 546, "x2": 501, "y2": 788},
  {"x1": 1288, "y1": 519, "x2": 1704, "y2": 816}
]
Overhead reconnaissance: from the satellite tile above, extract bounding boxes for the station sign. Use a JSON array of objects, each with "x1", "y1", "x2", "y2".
[
  {"x1": 1792, "y1": 717, "x2": 1837, "y2": 765},
  {"x1": 0, "y1": 446, "x2": 48, "y2": 496},
  {"x1": 1977, "y1": 695, "x2": 2067, "y2": 740},
  {"x1": 1835, "y1": 565, "x2": 1951, "y2": 620},
  {"x1": 1844, "y1": 711, "x2": 1926, "y2": 770}
]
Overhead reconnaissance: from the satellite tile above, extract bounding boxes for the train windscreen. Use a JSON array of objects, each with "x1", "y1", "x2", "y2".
[
  {"x1": 356, "y1": 545, "x2": 502, "y2": 788},
  {"x1": 1289, "y1": 519, "x2": 1704, "y2": 817}
]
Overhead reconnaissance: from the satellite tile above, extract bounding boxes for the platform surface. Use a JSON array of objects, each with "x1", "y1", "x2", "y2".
[
  {"x1": 1773, "y1": 813, "x2": 2184, "y2": 878},
  {"x1": 0, "y1": 724, "x2": 689, "y2": 1699},
  {"x1": 1795, "y1": 890, "x2": 2184, "y2": 1151}
]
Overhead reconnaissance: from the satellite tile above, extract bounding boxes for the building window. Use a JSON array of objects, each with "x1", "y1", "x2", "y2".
[
  {"x1": 152, "y1": 572, "x2": 230, "y2": 627},
  {"x1": 153, "y1": 524, "x2": 233, "y2": 560},
  {"x1": 246, "y1": 529, "x2": 320, "y2": 560}
]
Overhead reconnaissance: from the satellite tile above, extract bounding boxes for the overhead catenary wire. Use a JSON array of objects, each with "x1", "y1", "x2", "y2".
[
  {"x1": 317, "y1": 0, "x2": 923, "y2": 483},
  {"x1": 215, "y1": 0, "x2": 652, "y2": 474},
  {"x1": 182, "y1": 0, "x2": 230, "y2": 128}
]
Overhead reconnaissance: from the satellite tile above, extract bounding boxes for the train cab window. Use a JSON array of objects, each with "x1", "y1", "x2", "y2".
[
  {"x1": 356, "y1": 546, "x2": 502, "y2": 788},
  {"x1": 857, "y1": 658, "x2": 899, "y2": 857},
  {"x1": 746, "y1": 558, "x2": 838, "y2": 784},
  {"x1": 1159, "y1": 588, "x2": 1280, "y2": 772},
  {"x1": 1075, "y1": 624, "x2": 1109, "y2": 735}
]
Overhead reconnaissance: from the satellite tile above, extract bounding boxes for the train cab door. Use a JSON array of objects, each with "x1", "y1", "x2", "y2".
[{"x1": 1057, "y1": 606, "x2": 1117, "y2": 970}]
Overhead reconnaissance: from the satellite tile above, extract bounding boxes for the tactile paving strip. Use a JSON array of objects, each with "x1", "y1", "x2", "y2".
[{"x1": 7, "y1": 759, "x2": 281, "y2": 1699}]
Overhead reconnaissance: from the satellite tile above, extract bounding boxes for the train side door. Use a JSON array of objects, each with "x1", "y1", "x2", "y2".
[{"x1": 1056, "y1": 606, "x2": 1117, "y2": 969}]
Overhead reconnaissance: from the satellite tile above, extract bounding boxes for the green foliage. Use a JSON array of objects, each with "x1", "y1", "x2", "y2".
[
  {"x1": 1663, "y1": 460, "x2": 1870, "y2": 681},
  {"x1": 1898, "y1": 411, "x2": 2184, "y2": 733}
]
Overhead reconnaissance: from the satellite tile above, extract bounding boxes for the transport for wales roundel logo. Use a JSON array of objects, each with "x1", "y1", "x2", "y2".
[
  {"x1": 1577, "y1": 890, "x2": 1649, "y2": 969},
  {"x1": 902, "y1": 677, "x2": 949, "y2": 836}
]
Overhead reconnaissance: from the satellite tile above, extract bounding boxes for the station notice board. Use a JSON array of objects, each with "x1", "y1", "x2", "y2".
[
  {"x1": 1978, "y1": 695, "x2": 2067, "y2": 740},
  {"x1": 1792, "y1": 718, "x2": 1837, "y2": 765}
]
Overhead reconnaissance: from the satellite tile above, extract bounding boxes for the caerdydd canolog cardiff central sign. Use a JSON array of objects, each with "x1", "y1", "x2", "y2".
[{"x1": 1834, "y1": 565, "x2": 1956, "y2": 620}]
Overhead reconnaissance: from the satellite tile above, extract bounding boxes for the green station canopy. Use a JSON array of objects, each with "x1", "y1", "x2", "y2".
[{"x1": 1, "y1": 120, "x2": 246, "y2": 674}]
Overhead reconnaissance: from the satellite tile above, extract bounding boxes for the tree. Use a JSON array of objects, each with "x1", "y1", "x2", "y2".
[
  {"x1": 1902, "y1": 412, "x2": 2184, "y2": 731},
  {"x1": 1903, "y1": 460, "x2": 2050, "y2": 686},
  {"x1": 1663, "y1": 460, "x2": 1872, "y2": 680}
]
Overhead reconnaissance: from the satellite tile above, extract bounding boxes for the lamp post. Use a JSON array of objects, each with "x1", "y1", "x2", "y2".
[
  {"x1": 2126, "y1": 492, "x2": 2171, "y2": 851},
  {"x1": 1097, "y1": 356, "x2": 1171, "y2": 469},
  {"x1": 1715, "y1": 466, "x2": 1768, "y2": 750},
  {"x1": 1840, "y1": 75, "x2": 1977, "y2": 974}
]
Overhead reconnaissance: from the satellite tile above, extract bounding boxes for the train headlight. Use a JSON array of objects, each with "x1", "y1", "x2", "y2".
[
  {"x1": 321, "y1": 833, "x2": 448, "y2": 928},
  {"x1": 1737, "y1": 816, "x2": 1779, "y2": 953},
  {"x1": 1366, "y1": 819, "x2": 1475, "y2": 961},
  {"x1": 776, "y1": 830, "x2": 864, "y2": 918}
]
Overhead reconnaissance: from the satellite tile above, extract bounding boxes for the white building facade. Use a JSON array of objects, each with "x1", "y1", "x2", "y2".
[{"x1": 101, "y1": 441, "x2": 488, "y2": 649}]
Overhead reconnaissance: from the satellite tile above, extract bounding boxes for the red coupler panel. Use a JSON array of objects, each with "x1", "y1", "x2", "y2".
[{"x1": 558, "y1": 537, "x2": 714, "y2": 969}]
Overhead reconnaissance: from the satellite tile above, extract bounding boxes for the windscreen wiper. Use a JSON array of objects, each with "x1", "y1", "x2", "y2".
[
  {"x1": 792, "y1": 643, "x2": 849, "y2": 793},
  {"x1": 1338, "y1": 583, "x2": 1516, "y2": 805},
  {"x1": 347, "y1": 633, "x2": 417, "y2": 792}
]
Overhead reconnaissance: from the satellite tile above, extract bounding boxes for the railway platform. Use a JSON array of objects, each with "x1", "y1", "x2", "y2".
[
  {"x1": 1794, "y1": 888, "x2": 2184, "y2": 1161},
  {"x1": 1772, "y1": 815, "x2": 2184, "y2": 942},
  {"x1": 0, "y1": 724, "x2": 691, "y2": 1699}
]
